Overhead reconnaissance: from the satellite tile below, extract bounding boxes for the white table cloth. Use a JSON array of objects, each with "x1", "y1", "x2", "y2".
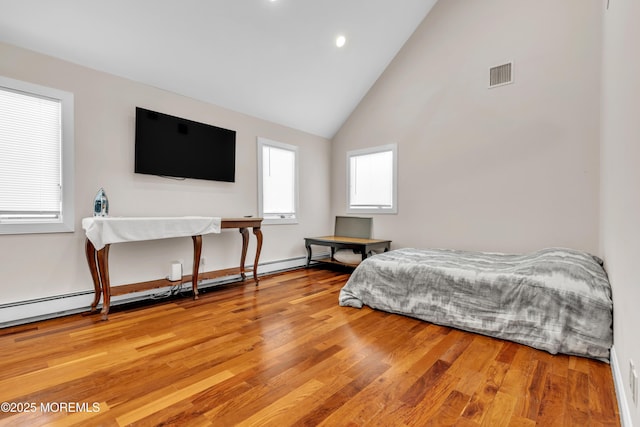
[{"x1": 82, "y1": 216, "x2": 222, "y2": 250}]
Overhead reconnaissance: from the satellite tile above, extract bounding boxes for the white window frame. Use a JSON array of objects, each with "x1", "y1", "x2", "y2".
[
  {"x1": 257, "y1": 137, "x2": 299, "y2": 225},
  {"x1": 346, "y1": 143, "x2": 398, "y2": 215},
  {"x1": 0, "y1": 76, "x2": 74, "y2": 235}
]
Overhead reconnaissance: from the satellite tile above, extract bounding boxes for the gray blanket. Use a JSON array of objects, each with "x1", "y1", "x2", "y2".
[{"x1": 339, "y1": 247, "x2": 613, "y2": 361}]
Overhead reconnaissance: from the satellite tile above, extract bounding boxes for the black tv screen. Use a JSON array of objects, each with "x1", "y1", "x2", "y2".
[{"x1": 134, "y1": 107, "x2": 236, "y2": 182}]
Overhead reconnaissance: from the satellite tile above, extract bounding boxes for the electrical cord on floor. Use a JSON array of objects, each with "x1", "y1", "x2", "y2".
[{"x1": 149, "y1": 279, "x2": 185, "y2": 299}]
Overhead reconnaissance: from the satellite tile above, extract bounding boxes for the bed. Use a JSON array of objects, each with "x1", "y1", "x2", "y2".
[{"x1": 338, "y1": 247, "x2": 613, "y2": 361}]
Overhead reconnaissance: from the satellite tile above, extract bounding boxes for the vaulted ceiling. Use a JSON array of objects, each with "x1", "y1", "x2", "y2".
[{"x1": 0, "y1": 0, "x2": 437, "y2": 138}]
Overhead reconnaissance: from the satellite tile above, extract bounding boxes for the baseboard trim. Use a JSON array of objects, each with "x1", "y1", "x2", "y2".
[
  {"x1": 611, "y1": 345, "x2": 634, "y2": 427},
  {"x1": 0, "y1": 255, "x2": 321, "y2": 328}
]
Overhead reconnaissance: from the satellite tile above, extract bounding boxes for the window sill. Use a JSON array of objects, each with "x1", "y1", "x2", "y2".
[
  {"x1": 347, "y1": 208, "x2": 398, "y2": 215},
  {"x1": 262, "y1": 218, "x2": 299, "y2": 225},
  {"x1": 0, "y1": 221, "x2": 75, "y2": 235}
]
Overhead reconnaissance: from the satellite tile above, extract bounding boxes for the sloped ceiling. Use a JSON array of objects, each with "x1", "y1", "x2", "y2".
[{"x1": 0, "y1": 0, "x2": 437, "y2": 138}]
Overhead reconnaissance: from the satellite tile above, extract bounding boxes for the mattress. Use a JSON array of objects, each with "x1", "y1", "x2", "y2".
[{"x1": 338, "y1": 247, "x2": 613, "y2": 361}]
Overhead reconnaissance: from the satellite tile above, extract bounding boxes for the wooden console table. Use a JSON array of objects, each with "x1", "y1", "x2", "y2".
[
  {"x1": 83, "y1": 217, "x2": 263, "y2": 320},
  {"x1": 304, "y1": 236, "x2": 391, "y2": 267}
]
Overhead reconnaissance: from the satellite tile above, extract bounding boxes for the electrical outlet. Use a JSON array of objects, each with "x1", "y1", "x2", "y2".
[
  {"x1": 200, "y1": 256, "x2": 206, "y2": 265},
  {"x1": 631, "y1": 360, "x2": 638, "y2": 407}
]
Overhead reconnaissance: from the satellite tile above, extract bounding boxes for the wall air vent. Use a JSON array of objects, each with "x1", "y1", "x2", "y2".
[{"x1": 489, "y1": 62, "x2": 513, "y2": 88}]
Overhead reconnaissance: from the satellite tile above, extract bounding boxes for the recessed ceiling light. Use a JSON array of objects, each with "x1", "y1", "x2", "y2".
[{"x1": 336, "y1": 35, "x2": 346, "y2": 48}]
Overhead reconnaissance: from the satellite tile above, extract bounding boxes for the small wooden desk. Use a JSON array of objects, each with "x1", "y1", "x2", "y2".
[
  {"x1": 84, "y1": 217, "x2": 262, "y2": 320},
  {"x1": 304, "y1": 236, "x2": 391, "y2": 267}
]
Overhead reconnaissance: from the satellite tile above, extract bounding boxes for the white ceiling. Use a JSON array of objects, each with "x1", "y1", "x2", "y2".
[{"x1": 0, "y1": 0, "x2": 437, "y2": 138}]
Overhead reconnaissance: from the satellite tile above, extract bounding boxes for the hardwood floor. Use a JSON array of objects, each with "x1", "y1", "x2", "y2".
[{"x1": 0, "y1": 268, "x2": 620, "y2": 426}]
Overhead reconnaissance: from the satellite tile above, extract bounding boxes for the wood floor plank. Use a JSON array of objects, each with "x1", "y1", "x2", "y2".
[
  {"x1": 234, "y1": 378, "x2": 327, "y2": 426},
  {"x1": 115, "y1": 370, "x2": 235, "y2": 426},
  {"x1": 536, "y1": 373, "x2": 568, "y2": 427},
  {"x1": 565, "y1": 368, "x2": 591, "y2": 425},
  {"x1": 0, "y1": 268, "x2": 620, "y2": 426},
  {"x1": 460, "y1": 359, "x2": 511, "y2": 425},
  {"x1": 425, "y1": 389, "x2": 472, "y2": 426},
  {"x1": 481, "y1": 390, "x2": 517, "y2": 426}
]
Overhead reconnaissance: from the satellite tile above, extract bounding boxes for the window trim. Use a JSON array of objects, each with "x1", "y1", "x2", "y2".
[
  {"x1": 0, "y1": 75, "x2": 75, "y2": 235},
  {"x1": 346, "y1": 143, "x2": 398, "y2": 215},
  {"x1": 257, "y1": 137, "x2": 299, "y2": 225}
]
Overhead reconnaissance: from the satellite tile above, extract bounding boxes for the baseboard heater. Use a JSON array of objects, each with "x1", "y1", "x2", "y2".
[{"x1": 0, "y1": 254, "x2": 328, "y2": 328}]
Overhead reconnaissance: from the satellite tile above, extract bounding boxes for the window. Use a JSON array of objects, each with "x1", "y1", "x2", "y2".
[
  {"x1": 257, "y1": 137, "x2": 298, "y2": 224},
  {"x1": 347, "y1": 143, "x2": 397, "y2": 214},
  {"x1": 0, "y1": 76, "x2": 74, "y2": 234}
]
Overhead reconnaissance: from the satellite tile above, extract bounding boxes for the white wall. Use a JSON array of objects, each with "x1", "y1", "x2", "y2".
[
  {"x1": 332, "y1": 0, "x2": 602, "y2": 254},
  {"x1": 601, "y1": 0, "x2": 640, "y2": 423},
  {"x1": 0, "y1": 42, "x2": 332, "y2": 312}
]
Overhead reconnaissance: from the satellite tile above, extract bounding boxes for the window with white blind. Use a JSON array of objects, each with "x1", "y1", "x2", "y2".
[
  {"x1": 347, "y1": 143, "x2": 397, "y2": 214},
  {"x1": 257, "y1": 137, "x2": 298, "y2": 224},
  {"x1": 0, "y1": 76, "x2": 74, "y2": 234}
]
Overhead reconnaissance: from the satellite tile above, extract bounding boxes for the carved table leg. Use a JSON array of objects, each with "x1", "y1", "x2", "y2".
[
  {"x1": 239, "y1": 227, "x2": 249, "y2": 280},
  {"x1": 192, "y1": 235, "x2": 202, "y2": 299},
  {"x1": 85, "y1": 239, "x2": 102, "y2": 312},
  {"x1": 96, "y1": 244, "x2": 111, "y2": 321},
  {"x1": 252, "y1": 226, "x2": 263, "y2": 284}
]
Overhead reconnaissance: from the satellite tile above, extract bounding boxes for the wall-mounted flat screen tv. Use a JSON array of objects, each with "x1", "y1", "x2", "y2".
[{"x1": 134, "y1": 107, "x2": 236, "y2": 182}]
